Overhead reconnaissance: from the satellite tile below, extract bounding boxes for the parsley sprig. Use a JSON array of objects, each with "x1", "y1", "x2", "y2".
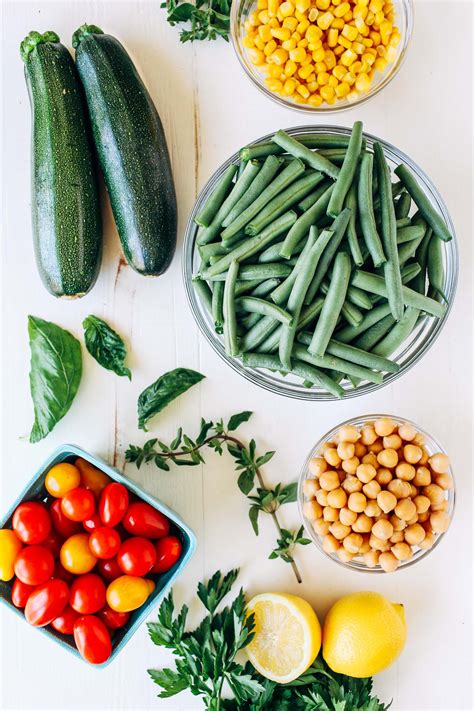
[{"x1": 161, "y1": 0, "x2": 231, "y2": 43}]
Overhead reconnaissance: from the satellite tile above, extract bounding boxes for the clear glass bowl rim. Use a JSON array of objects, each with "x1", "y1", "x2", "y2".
[
  {"x1": 230, "y1": 0, "x2": 414, "y2": 114},
  {"x1": 297, "y1": 413, "x2": 456, "y2": 573},
  {"x1": 182, "y1": 125, "x2": 459, "y2": 401}
]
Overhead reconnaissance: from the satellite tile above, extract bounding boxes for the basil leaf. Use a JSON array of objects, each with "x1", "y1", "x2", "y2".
[
  {"x1": 28, "y1": 316, "x2": 82, "y2": 443},
  {"x1": 83, "y1": 315, "x2": 131, "y2": 380},
  {"x1": 227, "y1": 410, "x2": 253, "y2": 431},
  {"x1": 138, "y1": 368, "x2": 205, "y2": 430}
]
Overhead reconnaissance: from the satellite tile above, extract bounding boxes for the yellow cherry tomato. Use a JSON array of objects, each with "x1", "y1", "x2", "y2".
[
  {"x1": 45, "y1": 463, "x2": 81, "y2": 498},
  {"x1": 75, "y1": 458, "x2": 111, "y2": 498},
  {"x1": 106, "y1": 576, "x2": 150, "y2": 612},
  {"x1": 0, "y1": 529, "x2": 22, "y2": 581},
  {"x1": 144, "y1": 578, "x2": 156, "y2": 595},
  {"x1": 60, "y1": 533, "x2": 97, "y2": 574}
]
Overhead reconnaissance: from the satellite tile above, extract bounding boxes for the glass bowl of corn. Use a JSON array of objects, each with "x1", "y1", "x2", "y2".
[
  {"x1": 298, "y1": 414, "x2": 455, "y2": 572},
  {"x1": 231, "y1": 0, "x2": 413, "y2": 112}
]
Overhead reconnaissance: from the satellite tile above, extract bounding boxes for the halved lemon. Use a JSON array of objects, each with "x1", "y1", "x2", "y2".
[{"x1": 245, "y1": 592, "x2": 321, "y2": 683}]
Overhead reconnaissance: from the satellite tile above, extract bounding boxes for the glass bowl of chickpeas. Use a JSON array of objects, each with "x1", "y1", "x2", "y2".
[
  {"x1": 230, "y1": 0, "x2": 413, "y2": 112},
  {"x1": 298, "y1": 414, "x2": 455, "y2": 572}
]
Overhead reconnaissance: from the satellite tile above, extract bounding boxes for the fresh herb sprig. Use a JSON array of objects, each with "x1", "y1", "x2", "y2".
[
  {"x1": 148, "y1": 569, "x2": 391, "y2": 711},
  {"x1": 161, "y1": 0, "x2": 231, "y2": 43},
  {"x1": 126, "y1": 411, "x2": 305, "y2": 583}
]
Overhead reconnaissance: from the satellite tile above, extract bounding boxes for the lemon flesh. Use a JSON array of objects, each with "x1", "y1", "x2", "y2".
[
  {"x1": 323, "y1": 591, "x2": 407, "y2": 678},
  {"x1": 246, "y1": 592, "x2": 321, "y2": 683}
]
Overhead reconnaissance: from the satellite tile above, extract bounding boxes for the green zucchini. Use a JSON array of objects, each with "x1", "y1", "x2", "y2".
[
  {"x1": 21, "y1": 31, "x2": 102, "y2": 297},
  {"x1": 73, "y1": 24, "x2": 177, "y2": 275}
]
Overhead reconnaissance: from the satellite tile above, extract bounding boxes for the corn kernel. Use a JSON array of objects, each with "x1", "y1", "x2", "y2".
[
  {"x1": 280, "y1": 1, "x2": 294, "y2": 16},
  {"x1": 343, "y1": 11, "x2": 353, "y2": 22},
  {"x1": 292, "y1": 93, "x2": 308, "y2": 104},
  {"x1": 320, "y1": 84, "x2": 335, "y2": 101},
  {"x1": 335, "y1": 80, "x2": 350, "y2": 96},
  {"x1": 376, "y1": 43, "x2": 385, "y2": 56},
  {"x1": 264, "y1": 39, "x2": 277, "y2": 55},
  {"x1": 316, "y1": 0, "x2": 330, "y2": 8},
  {"x1": 342, "y1": 23, "x2": 358, "y2": 41},
  {"x1": 312, "y1": 46, "x2": 326, "y2": 62},
  {"x1": 314, "y1": 60, "x2": 327, "y2": 72},
  {"x1": 334, "y1": 1, "x2": 350, "y2": 17},
  {"x1": 258, "y1": 24, "x2": 273, "y2": 41},
  {"x1": 267, "y1": 0, "x2": 279, "y2": 15},
  {"x1": 325, "y1": 49, "x2": 336, "y2": 69},
  {"x1": 271, "y1": 26, "x2": 289, "y2": 41},
  {"x1": 306, "y1": 72, "x2": 316, "y2": 82},
  {"x1": 338, "y1": 35, "x2": 352, "y2": 50},
  {"x1": 308, "y1": 40, "x2": 323, "y2": 51},
  {"x1": 270, "y1": 47, "x2": 290, "y2": 64},
  {"x1": 375, "y1": 10, "x2": 385, "y2": 25},
  {"x1": 343, "y1": 70, "x2": 356, "y2": 84},
  {"x1": 341, "y1": 48, "x2": 357, "y2": 66},
  {"x1": 266, "y1": 77, "x2": 284, "y2": 91},
  {"x1": 284, "y1": 58, "x2": 298, "y2": 74},
  {"x1": 289, "y1": 46, "x2": 306, "y2": 62},
  {"x1": 267, "y1": 62, "x2": 284, "y2": 77},
  {"x1": 355, "y1": 72, "x2": 371, "y2": 91},
  {"x1": 307, "y1": 80, "x2": 318, "y2": 92},
  {"x1": 294, "y1": 9, "x2": 307, "y2": 21},
  {"x1": 298, "y1": 63, "x2": 314, "y2": 79},
  {"x1": 317, "y1": 11, "x2": 334, "y2": 30},
  {"x1": 306, "y1": 25, "x2": 322, "y2": 41},
  {"x1": 249, "y1": 48, "x2": 266, "y2": 65},
  {"x1": 362, "y1": 51, "x2": 376, "y2": 65},
  {"x1": 254, "y1": 37, "x2": 265, "y2": 50},
  {"x1": 282, "y1": 37, "x2": 297, "y2": 50},
  {"x1": 353, "y1": 3, "x2": 368, "y2": 19},
  {"x1": 297, "y1": 19, "x2": 310, "y2": 34},
  {"x1": 298, "y1": 38, "x2": 309, "y2": 48},
  {"x1": 332, "y1": 17, "x2": 345, "y2": 29},
  {"x1": 369, "y1": 0, "x2": 384, "y2": 10},
  {"x1": 269, "y1": 17, "x2": 280, "y2": 27},
  {"x1": 347, "y1": 90, "x2": 358, "y2": 101},
  {"x1": 351, "y1": 60, "x2": 362, "y2": 73},
  {"x1": 292, "y1": 31, "x2": 302, "y2": 41},
  {"x1": 243, "y1": 36, "x2": 255, "y2": 48},
  {"x1": 390, "y1": 31, "x2": 401, "y2": 47},
  {"x1": 257, "y1": 0, "x2": 268, "y2": 8},
  {"x1": 352, "y1": 41, "x2": 366, "y2": 54},
  {"x1": 317, "y1": 70, "x2": 331, "y2": 85},
  {"x1": 355, "y1": 17, "x2": 369, "y2": 34},
  {"x1": 333, "y1": 64, "x2": 346, "y2": 79},
  {"x1": 327, "y1": 74, "x2": 338, "y2": 87},
  {"x1": 295, "y1": 84, "x2": 309, "y2": 99},
  {"x1": 296, "y1": 0, "x2": 311, "y2": 11},
  {"x1": 308, "y1": 8, "x2": 319, "y2": 22},
  {"x1": 258, "y1": 9, "x2": 270, "y2": 23},
  {"x1": 283, "y1": 77, "x2": 298, "y2": 94},
  {"x1": 366, "y1": 10, "x2": 375, "y2": 25},
  {"x1": 374, "y1": 56, "x2": 387, "y2": 71},
  {"x1": 334, "y1": 45, "x2": 345, "y2": 55},
  {"x1": 328, "y1": 28, "x2": 339, "y2": 46},
  {"x1": 283, "y1": 16, "x2": 299, "y2": 30},
  {"x1": 371, "y1": 30, "x2": 381, "y2": 44},
  {"x1": 308, "y1": 93, "x2": 323, "y2": 106}
]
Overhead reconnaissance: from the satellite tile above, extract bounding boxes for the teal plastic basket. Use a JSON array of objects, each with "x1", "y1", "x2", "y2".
[{"x1": 0, "y1": 444, "x2": 196, "y2": 666}]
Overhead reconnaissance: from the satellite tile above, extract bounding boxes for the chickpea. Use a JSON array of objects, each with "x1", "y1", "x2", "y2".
[
  {"x1": 404, "y1": 523, "x2": 426, "y2": 546},
  {"x1": 391, "y1": 542, "x2": 413, "y2": 561},
  {"x1": 377, "y1": 448, "x2": 398, "y2": 469},
  {"x1": 413, "y1": 466, "x2": 431, "y2": 487},
  {"x1": 423, "y1": 483, "x2": 445, "y2": 505},
  {"x1": 356, "y1": 463, "x2": 377, "y2": 484},
  {"x1": 418, "y1": 531, "x2": 435, "y2": 549},
  {"x1": 324, "y1": 448, "x2": 341, "y2": 468},
  {"x1": 347, "y1": 492, "x2": 367, "y2": 513},
  {"x1": 376, "y1": 468, "x2": 393, "y2": 486},
  {"x1": 312, "y1": 518, "x2": 330, "y2": 537},
  {"x1": 339, "y1": 507, "x2": 358, "y2": 526},
  {"x1": 369, "y1": 533, "x2": 391, "y2": 551},
  {"x1": 308, "y1": 457, "x2": 327, "y2": 477},
  {"x1": 431, "y1": 500, "x2": 449, "y2": 512},
  {"x1": 319, "y1": 470, "x2": 340, "y2": 491},
  {"x1": 337, "y1": 548, "x2": 355, "y2": 563},
  {"x1": 390, "y1": 514, "x2": 406, "y2": 531},
  {"x1": 338, "y1": 424, "x2": 360, "y2": 443},
  {"x1": 362, "y1": 480, "x2": 381, "y2": 500},
  {"x1": 417, "y1": 511, "x2": 430, "y2": 523},
  {"x1": 365, "y1": 500, "x2": 381, "y2": 518},
  {"x1": 435, "y1": 473, "x2": 454, "y2": 490},
  {"x1": 338, "y1": 470, "x2": 347, "y2": 483},
  {"x1": 364, "y1": 549, "x2": 380, "y2": 568},
  {"x1": 361, "y1": 425, "x2": 377, "y2": 445},
  {"x1": 398, "y1": 423, "x2": 417, "y2": 441},
  {"x1": 413, "y1": 432, "x2": 425, "y2": 446},
  {"x1": 410, "y1": 484, "x2": 418, "y2": 498},
  {"x1": 302, "y1": 500, "x2": 323, "y2": 520},
  {"x1": 352, "y1": 514, "x2": 372, "y2": 533},
  {"x1": 374, "y1": 417, "x2": 396, "y2": 437},
  {"x1": 395, "y1": 498, "x2": 417, "y2": 521},
  {"x1": 341, "y1": 456, "x2": 360, "y2": 475},
  {"x1": 368, "y1": 439, "x2": 384, "y2": 454},
  {"x1": 322, "y1": 534, "x2": 340, "y2": 553},
  {"x1": 342, "y1": 475, "x2": 363, "y2": 494},
  {"x1": 315, "y1": 489, "x2": 329, "y2": 506},
  {"x1": 329, "y1": 521, "x2": 352, "y2": 540},
  {"x1": 321, "y1": 441, "x2": 336, "y2": 453},
  {"x1": 359, "y1": 534, "x2": 371, "y2": 553},
  {"x1": 372, "y1": 518, "x2": 394, "y2": 540},
  {"x1": 354, "y1": 442, "x2": 367, "y2": 458},
  {"x1": 362, "y1": 452, "x2": 379, "y2": 468},
  {"x1": 419, "y1": 448, "x2": 429, "y2": 465},
  {"x1": 337, "y1": 441, "x2": 355, "y2": 460},
  {"x1": 343, "y1": 532, "x2": 363, "y2": 553},
  {"x1": 413, "y1": 495, "x2": 431, "y2": 514},
  {"x1": 406, "y1": 514, "x2": 419, "y2": 526},
  {"x1": 323, "y1": 506, "x2": 339, "y2": 522},
  {"x1": 389, "y1": 531, "x2": 404, "y2": 544},
  {"x1": 403, "y1": 444, "x2": 423, "y2": 464},
  {"x1": 327, "y1": 487, "x2": 347, "y2": 509},
  {"x1": 377, "y1": 490, "x2": 397, "y2": 513},
  {"x1": 388, "y1": 479, "x2": 412, "y2": 499},
  {"x1": 428, "y1": 452, "x2": 450, "y2": 474},
  {"x1": 302, "y1": 478, "x2": 319, "y2": 498},
  {"x1": 430, "y1": 511, "x2": 450, "y2": 533},
  {"x1": 379, "y1": 551, "x2": 400, "y2": 573},
  {"x1": 396, "y1": 462, "x2": 416, "y2": 481},
  {"x1": 383, "y1": 434, "x2": 402, "y2": 450}
]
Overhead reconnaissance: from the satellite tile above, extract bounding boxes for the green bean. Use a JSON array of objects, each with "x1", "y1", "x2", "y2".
[
  {"x1": 221, "y1": 159, "x2": 305, "y2": 240},
  {"x1": 223, "y1": 261, "x2": 239, "y2": 356},
  {"x1": 245, "y1": 171, "x2": 323, "y2": 236},
  {"x1": 394, "y1": 163, "x2": 453, "y2": 242},
  {"x1": 271, "y1": 227, "x2": 319, "y2": 305},
  {"x1": 427, "y1": 234, "x2": 447, "y2": 301},
  {"x1": 327, "y1": 121, "x2": 363, "y2": 217},
  {"x1": 335, "y1": 302, "x2": 392, "y2": 343},
  {"x1": 234, "y1": 278, "x2": 267, "y2": 296},
  {"x1": 373, "y1": 180, "x2": 404, "y2": 212},
  {"x1": 293, "y1": 344, "x2": 383, "y2": 384},
  {"x1": 272, "y1": 130, "x2": 340, "y2": 180},
  {"x1": 297, "y1": 333, "x2": 399, "y2": 373},
  {"x1": 358, "y1": 152, "x2": 386, "y2": 268},
  {"x1": 201, "y1": 211, "x2": 297, "y2": 278},
  {"x1": 259, "y1": 235, "x2": 306, "y2": 263},
  {"x1": 199, "y1": 242, "x2": 231, "y2": 261},
  {"x1": 249, "y1": 278, "x2": 281, "y2": 297},
  {"x1": 193, "y1": 279, "x2": 212, "y2": 314},
  {"x1": 304, "y1": 208, "x2": 352, "y2": 304},
  {"x1": 374, "y1": 142, "x2": 404, "y2": 322},
  {"x1": 297, "y1": 181, "x2": 331, "y2": 211},
  {"x1": 197, "y1": 161, "x2": 262, "y2": 244},
  {"x1": 351, "y1": 270, "x2": 446, "y2": 318},
  {"x1": 237, "y1": 159, "x2": 248, "y2": 178},
  {"x1": 258, "y1": 296, "x2": 325, "y2": 354},
  {"x1": 397, "y1": 232, "x2": 425, "y2": 267},
  {"x1": 240, "y1": 315, "x2": 280, "y2": 351},
  {"x1": 239, "y1": 133, "x2": 356, "y2": 161},
  {"x1": 221, "y1": 230, "x2": 247, "y2": 249},
  {"x1": 241, "y1": 312, "x2": 261, "y2": 330},
  {"x1": 345, "y1": 182, "x2": 364, "y2": 266},
  {"x1": 396, "y1": 217, "x2": 411, "y2": 228},
  {"x1": 235, "y1": 296, "x2": 293, "y2": 325},
  {"x1": 195, "y1": 163, "x2": 238, "y2": 227},
  {"x1": 396, "y1": 225, "x2": 425, "y2": 244},
  {"x1": 309, "y1": 252, "x2": 351, "y2": 356},
  {"x1": 340, "y1": 301, "x2": 364, "y2": 327},
  {"x1": 372, "y1": 307, "x2": 420, "y2": 357},
  {"x1": 221, "y1": 155, "x2": 283, "y2": 229},
  {"x1": 352, "y1": 314, "x2": 395, "y2": 351},
  {"x1": 207, "y1": 263, "x2": 293, "y2": 282},
  {"x1": 211, "y1": 280, "x2": 225, "y2": 334},
  {"x1": 279, "y1": 184, "x2": 334, "y2": 259},
  {"x1": 411, "y1": 228, "x2": 432, "y2": 294},
  {"x1": 322, "y1": 278, "x2": 372, "y2": 310},
  {"x1": 395, "y1": 191, "x2": 411, "y2": 219},
  {"x1": 318, "y1": 148, "x2": 350, "y2": 164}
]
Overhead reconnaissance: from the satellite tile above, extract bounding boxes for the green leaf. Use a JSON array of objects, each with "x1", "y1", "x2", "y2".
[
  {"x1": 147, "y1": 668, "x2": 189, "y2": 698},
  {"x1": 248, "y1": 505, "x2": 260, "y2": 535},
  {"x1": 256, "y1": 450, "x2": 275, "y2": 467},
  {"x1": 137, "y1": 368, "x2": 205, "y2": 430},
  {"x1": 197, "y1": 569, "x2": 239, "y2": 614},
  {"x1": 227, "y1": 410, "x2": 253, "y2": 431},
  {"x1": 28, "y1": 316, "x2": 82, "y2": 443},
  {"x1": 237, "y1": 468, "x2": 255, "y2": 495},
  {"x1": 82, "y1": 315, "x2": 131, "y2": 379}
]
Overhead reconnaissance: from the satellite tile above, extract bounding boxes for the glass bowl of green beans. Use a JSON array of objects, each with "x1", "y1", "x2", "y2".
[{"x1": 182, "y1": 124, "x2": 458, "y2": 400}]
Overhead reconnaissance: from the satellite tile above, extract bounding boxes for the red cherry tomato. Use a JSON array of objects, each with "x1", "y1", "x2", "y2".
[
  {"x1": 11, "y1": 579, "x2": 36, "y2": 608},
  {"x1": 70, "y1": 573, "x2": 107, "y2": 615},
  {"x1": 122, "y1": 502, "x2": 170, "y2": 539},
  {"x1": 152, "y1": 536, "x2": 182, "y2": 574},
  {"x1": 12, "y1": 501, "x2": 51, "y2": 544},
  {"x1": 52, "y1": 561, "x2": 74, "y2": 584},
  {"x1": 83, "y1": 513, "x2": 102, "y2": 533},
  {"x1": 41, "y1": 529, "x2": 63, "y2": 559},
  {"x1": 50, "y1": 500, "x2": 82, "y2": 538},
  {"x1": 98, "y1": 604, "x2": 130, "y2": 630},
  {"x1": 99, "y1": 483, "x2": 129, "y2": 528},
  {"x1": 89, "y1": 527, "x2": 121, "y2": 560},
  {"x1": 25, "y1": 579, "x2": 69, "y2": 626},
  {"x1": 61, "y1": 487, "x2": 95, "y2": 522},
  {"x1": 97, "y1": 557, "x2": 122, "y2": 582},
  {"x1": 51, "y1": 605, "x2": 80, "y2": 634},
  {"x1": 117, "y1": 537, "x2": 156, "y2": 576},
  {"x1": 73, "y1": 615, "x2": 112, "y2": 664},
  {"x1": 14, "y1": 545, "x2": 54, "y2": 585}
]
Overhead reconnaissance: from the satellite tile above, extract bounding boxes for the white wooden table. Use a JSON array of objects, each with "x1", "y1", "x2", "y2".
[{"x1": 1, "y1": 1, "x2": 472, "y2": 709}]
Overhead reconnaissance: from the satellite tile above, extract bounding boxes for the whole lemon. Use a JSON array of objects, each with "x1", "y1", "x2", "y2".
[{"x1": 322, "y1": 591, "x2": 406, "y2": 677}]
